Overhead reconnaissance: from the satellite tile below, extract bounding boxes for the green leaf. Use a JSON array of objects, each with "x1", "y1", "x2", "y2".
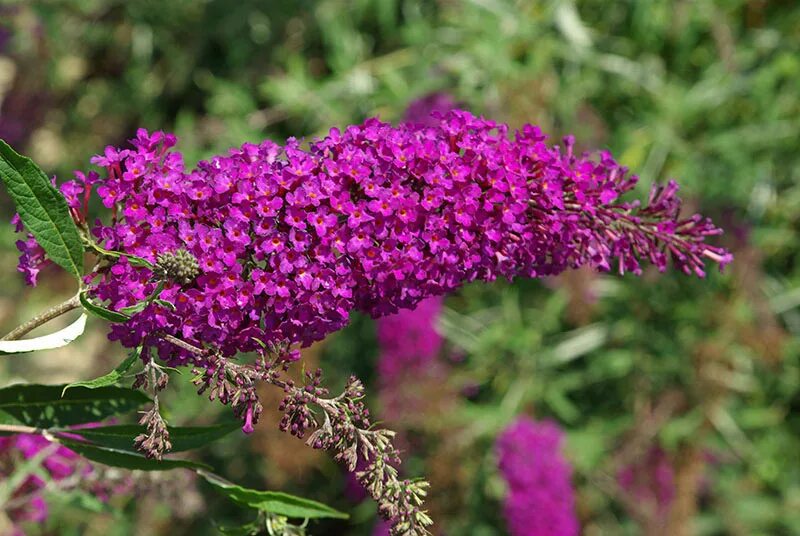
[
  {"x1": 0, "y1": 409, "x2": 25, "y2": 436},
  {"x1": 216, "y1": 520, "x2": 263, "y2": 536},
  {"x1": 58, "y1": 439, "x2": 211, "y2": 471},
  {"x1": 69, "y1": 421, "x2": 241, "y2": 453},
  {"x1": 0, "y1": 140, "x2": 84, "y2": 278},
  {"x1": 0, "y1": 313, "x2": 87, "y2": 355},
  {"x1": 86, "y1": 242, "x2": 154, "y2": 269},
  {"x1": 48, "y1": 489, "x2": 117, "y2": 515},
  {"x1": 153, "y1": 299, "x2": 176, "y2": 311},
  {"x1": 61, "y1": 347, "x2": 141, "y2": 395},
  {"x1": 79, "y1": 291, "x2": 130, "y2": 323},
  {"x1": 200, "y1": 471, "x2": 349, "y2": 520},
  {"x1": 0, "y1": 384, "x2": 148, "y2": 428}
]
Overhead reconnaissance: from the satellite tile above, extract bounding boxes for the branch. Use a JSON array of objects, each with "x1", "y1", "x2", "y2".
[
  {"x1": 161, "y1": 333, "x2": 207, "y2": 355},
  {"x1": 0, "y1": 424, "x2": 39, "y2": 435},
  {"x1": 1, "y1": 294, "x2": 81, "y2": 341}
]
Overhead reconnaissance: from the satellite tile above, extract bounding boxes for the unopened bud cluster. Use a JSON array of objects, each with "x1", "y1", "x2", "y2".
[
  {"x1": 279, "y1": 369, "x2": 327, "y2": 439},
  {"x1": 134, "y1": 405, "x2": 172, "y2": 460},
  {"x1": 133, "y1": 362, "x2": 172, "y2": 459},
  {"x1": 153, "y1": 248, "x2": 199, "y2": 285},
  {"x1": 192, "y1": 353, "x2": 264, "y2": 434},
  {"x1": 292, "y1": 375, "x2": 433, "y2": 535}
]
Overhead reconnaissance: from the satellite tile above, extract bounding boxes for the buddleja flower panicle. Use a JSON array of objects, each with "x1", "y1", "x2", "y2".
[
  {"x1": 9, "y1": 108, "x2": 731, "y2": 535},
  {"x1": 16, "y1": 110, "x2": 730, "y2": 372}
]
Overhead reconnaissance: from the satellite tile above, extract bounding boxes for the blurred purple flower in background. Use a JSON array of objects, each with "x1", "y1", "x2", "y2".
[
  {"x1": 0, "y1": 6, "x2": 15, "y2": 53},
  {"x1": 0, "y1": 27, "x2": 10, "y2": 53},
  {"x1": 377, "y1": 295, "x2": 444, "y2": 382},
  {"x1": 496, "y1": 417, "x2": 580, "y2": 536},
  {"x1": 402, "y1": 93, "x2": 459, "y2": 127},
  {"x1": 0, "y1": 429, "x2": 134, "y2": 534},
  {"x1": 617, "y1": 446, "x2": 675, "y2": 520},
  {"x1": 1, "y1": 434, "x2": 79, "y2": 533}
]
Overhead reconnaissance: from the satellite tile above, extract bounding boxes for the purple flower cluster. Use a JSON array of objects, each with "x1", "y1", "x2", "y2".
[
  {"x1": 13, "y1": 214, "x2": 49, "y2": 286},
  {"x1": 0, "y1": 434, "x2": 81, "y2": 530},
  {"x1": 0, "y1": 432, "x2": 130, "y2": 534},
  {"x1": 18, "y1": 111, "x2": 730, "y2": 371},
  {"x1": 375, "y1": 94, "x2": 451, "y2": 382},
  {"x1": 617, "y1": 446, "x2": 675, "y2": 519},
  {"x1": 496, "y1": 417, "x2": 580, "y2": 536}
]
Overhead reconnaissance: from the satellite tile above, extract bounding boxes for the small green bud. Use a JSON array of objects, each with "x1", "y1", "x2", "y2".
[{"x1": 153, "y1": 249, "x2": 199, "y2": 285}]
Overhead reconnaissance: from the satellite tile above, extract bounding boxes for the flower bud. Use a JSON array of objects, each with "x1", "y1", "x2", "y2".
[{"x1": 153, "y1": 248, "x2": 199, "y2": 285}]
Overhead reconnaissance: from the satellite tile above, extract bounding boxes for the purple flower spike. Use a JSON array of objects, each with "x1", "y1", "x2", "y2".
[
  {"x1": 496, "y1": 417, "x2": 580, "y2": 536},
  {"x1": 18, "y1": 110, "x2": 731, "y2": 380}
]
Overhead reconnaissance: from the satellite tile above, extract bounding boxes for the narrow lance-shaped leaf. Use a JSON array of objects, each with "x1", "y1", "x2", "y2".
[
  {"x1": 62, "y1": 346, "x2": 142, "y2": 395},
  {"x1": 0, "y1": 313, "x2": 87, "y2": 355},
  {"x1": 58, "y1": 440, "x2": 212, "y2": 472},
  {"x1": 200, "y1": 470, "x2": 349, "y2": 520},
  {"x1": 68, "y1": 421, "x2": 241, "y2": 453},
  {"x1": 86, "y1": 242, "x2": 153, "y2": 269},
  {"x1": 79, "y1": 291, "x2": 130, "y2": 323},
  {"x1": 0, "y1": 384, "x2": 149, "y2": 428},
  {"x1": 0, "y1": 410, "x2": 26, "y2": 436},
  {"x1": 0, "y1": 140, "x2": 84, "y2": 278}
]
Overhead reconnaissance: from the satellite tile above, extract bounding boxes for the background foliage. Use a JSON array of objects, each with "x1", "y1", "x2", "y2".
[{"x1": 0, "y1": 0, "x2": 798, "y2": 534}]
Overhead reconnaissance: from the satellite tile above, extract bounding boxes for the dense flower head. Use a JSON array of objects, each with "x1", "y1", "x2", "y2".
[
  {"x1": 375, "y1": 93, "x2": 450, "y2": 382},
  {"x1": 15, "y1": 110, "x2": 730, "y2": 370},
  {"x1": 496, "y1": 417, "x2": 580, "y2": 536}
]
